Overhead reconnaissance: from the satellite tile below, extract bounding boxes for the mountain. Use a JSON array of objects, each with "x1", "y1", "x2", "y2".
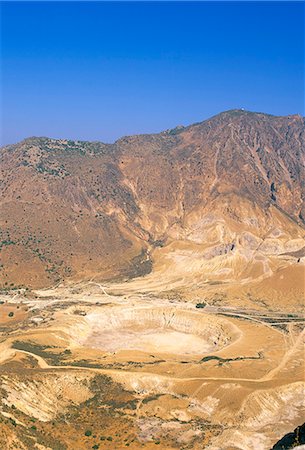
[
  {"x1": 1, "y1": 110, "x2": 304, "y2": 450},
  {"x1": 0, "y1": 109, "x2": 304, "y2": 297}
]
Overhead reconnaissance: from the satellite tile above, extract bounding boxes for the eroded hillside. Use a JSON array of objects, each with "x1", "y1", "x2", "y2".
[
  {"x1": 0, "y1": 110, "x2": 304, "y2": 450},
  {"x1": 0, "y1": 110, "x2": 304, "y2": 294}
]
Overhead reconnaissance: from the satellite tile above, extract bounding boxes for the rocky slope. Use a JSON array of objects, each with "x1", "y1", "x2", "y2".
[{"x1": 0, "y1": 110, "x2": 304, "y2": 290}]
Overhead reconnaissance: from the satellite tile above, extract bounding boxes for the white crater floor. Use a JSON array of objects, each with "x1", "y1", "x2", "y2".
[
  {"x1": 88, "y1": 328, "x2": 213, "y2": 354},
  {"x1": 76, "y1": 306, "x2": 240, "y2": 356}
]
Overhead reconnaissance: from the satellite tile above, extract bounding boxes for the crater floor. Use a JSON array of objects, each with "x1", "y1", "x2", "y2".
[
  {"x1": 79, "y1": 306, "x2": 238, "y2": 356},
  {"x1": 89, "y1": 328, "x2": 214, "y2": 354}
]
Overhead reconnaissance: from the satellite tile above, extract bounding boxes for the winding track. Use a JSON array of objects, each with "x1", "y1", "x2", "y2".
[{"x1": 12, "y1": 326, "x2": 304, "y2": 384}]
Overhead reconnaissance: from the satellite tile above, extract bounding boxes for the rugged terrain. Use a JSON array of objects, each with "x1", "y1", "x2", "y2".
[
  {"x1": 0, "y1": 109, "x2": 304, "y2": 290},
  {"x1": 0, "y1": 110, "x2": 304, "y2": 449}
]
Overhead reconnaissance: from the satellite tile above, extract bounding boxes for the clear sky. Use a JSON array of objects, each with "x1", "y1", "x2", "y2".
[{"x1": 1, "y1": 1, "x2": 304, "y2": 145}]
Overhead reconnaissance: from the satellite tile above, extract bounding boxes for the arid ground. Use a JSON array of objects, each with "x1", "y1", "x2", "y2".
[
  {"x1": 0, "y1": 110, "x2": 304, "y2": 449},
  {"x1": 0, "y1": 261, "x2": 304, "y2": 450}
]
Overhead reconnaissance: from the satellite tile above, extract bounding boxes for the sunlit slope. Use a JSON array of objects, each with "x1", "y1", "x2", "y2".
[{"x1": 0, "y1": 110, "x2": 304, "y2": 290}]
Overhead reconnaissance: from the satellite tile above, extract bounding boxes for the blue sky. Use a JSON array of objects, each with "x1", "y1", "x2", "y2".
[{"x1": 1, "y1": 1, "x2": 304, "y2": 145}]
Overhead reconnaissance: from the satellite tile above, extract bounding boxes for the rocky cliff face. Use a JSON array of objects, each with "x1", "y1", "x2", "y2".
[{"x1": 0, "y1": 110, "x2": 304, "y2": 289}]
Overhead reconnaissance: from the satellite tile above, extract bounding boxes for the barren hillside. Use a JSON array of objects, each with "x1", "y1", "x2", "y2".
[
  {"x1": 1, "y1": 110, "x2": 304, "y2": 450},
  {"x1": 0, "y1": 110, "x2": 304, "y2": 292}
]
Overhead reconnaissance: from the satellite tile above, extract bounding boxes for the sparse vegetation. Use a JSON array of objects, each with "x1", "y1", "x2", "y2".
[
  {"x1": 195, "y1": 302, "x2": 206, "y2": 308},
  {"x1": 0, "y1": 111, "x2": 304, "y2": 450}
]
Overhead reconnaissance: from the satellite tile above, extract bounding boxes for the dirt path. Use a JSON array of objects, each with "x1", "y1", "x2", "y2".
[
  {"x1": 260, "y1": 328, "x2": 305, "y2": 382},
  {"x1": 12, "y1": 346, "x2": 303, "y2": 385}
]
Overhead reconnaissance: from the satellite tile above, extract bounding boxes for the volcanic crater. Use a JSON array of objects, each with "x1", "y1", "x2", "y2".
[{"x1": 77, "y1": 306, "x2": 240, "y2": 356}]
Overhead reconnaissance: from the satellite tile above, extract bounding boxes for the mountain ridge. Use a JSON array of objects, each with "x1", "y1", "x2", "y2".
[
  {"x1": 2, "y1": 109, "x2": 304, "y2": 149},
  {"x1": 0, "y1": 110, "x2": 304, "y2": 293}
]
